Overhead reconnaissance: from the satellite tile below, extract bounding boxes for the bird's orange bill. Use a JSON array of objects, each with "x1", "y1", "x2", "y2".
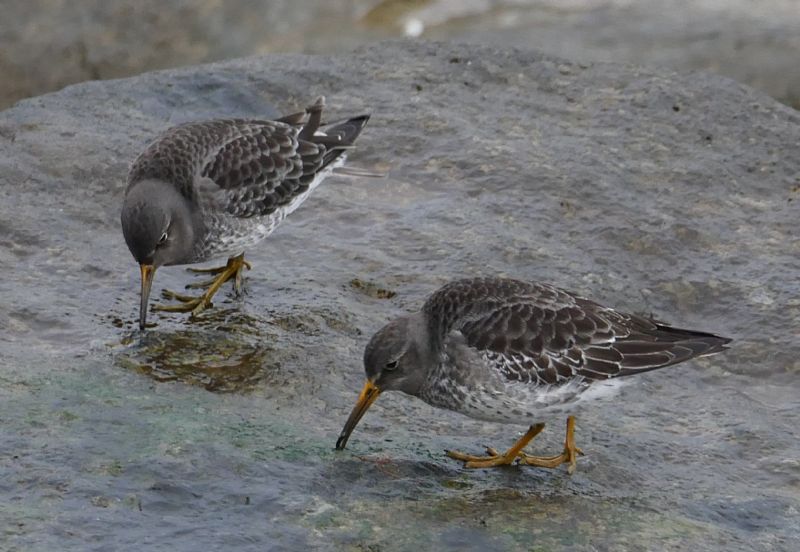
[
  {"x1": 335, "y1": 380, "x2": 381, "y2": 450},
  {"x1": 139, "y1": 263, "x2": 156, "y2": 330}
]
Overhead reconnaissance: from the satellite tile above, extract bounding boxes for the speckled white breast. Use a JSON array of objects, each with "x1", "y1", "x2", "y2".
[{"x1": 421, "y1": 349, "x2": 626, "y2": 425}]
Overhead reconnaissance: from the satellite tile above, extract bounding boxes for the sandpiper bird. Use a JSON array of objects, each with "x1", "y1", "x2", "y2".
[
  {"x1": 121, "y1": 97, "x2": 369, "y2": 329},
  {"x1": 336, "y1": 277, "x2": 730, "y2": 472}
]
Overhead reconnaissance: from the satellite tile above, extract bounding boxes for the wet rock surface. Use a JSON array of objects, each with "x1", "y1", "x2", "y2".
[{"x1": 1, "y1": 41, "x2": 798, "y2": 551}]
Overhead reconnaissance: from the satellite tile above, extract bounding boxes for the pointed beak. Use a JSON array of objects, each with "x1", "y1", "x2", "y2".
[
  {"x1": 335, "y1": 379, "x2": 382, "y2": 450},
  {"x1": 139, "y1": 263, "x2": 156, "y2": 330}
]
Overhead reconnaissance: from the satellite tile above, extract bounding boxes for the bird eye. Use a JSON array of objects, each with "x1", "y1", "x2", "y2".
[
  {"x1": 385, "y1": 360, "x2": 399, "y2": 370},
  {"x1": 158, "y1": 232, "x2": 168, "y2": 245}
]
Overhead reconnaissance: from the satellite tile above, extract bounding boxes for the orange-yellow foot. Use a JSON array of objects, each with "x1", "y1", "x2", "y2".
[
  {"x1": 152, "y1": 253, "x2": 251, "y2": 317},
  {"x1": 445, "y1": 423, "x2": 546, "y2": 469},
  {"x1": 518, "y1": 415, "x2": 583, "y2": 474},
  {"x1": 185, "y1": 253, "x2": 251, "y2": 296}
]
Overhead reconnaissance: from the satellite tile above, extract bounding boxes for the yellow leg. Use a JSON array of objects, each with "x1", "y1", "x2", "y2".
[
  {"x1": 186, "y1": 256, "x2": 252, "y2": 296},
  {"x1": 186, "y1": 257, "x2": 252, "y2": 274},
  {"x1": 152, "y1": 254, "x2": 250, "y2": 317},
  {"x1": 519, "y1": 415, "x2": 584, "y2": 474},
  {"x1": 446, "y1": 423, "x2": 546, "y2": 468}
]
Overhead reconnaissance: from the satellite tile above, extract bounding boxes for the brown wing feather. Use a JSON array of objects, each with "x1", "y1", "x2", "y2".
[
  {"x1": 200, "y1": 120, "x2": 309, "y2": 217},
  {"x1": 127, "y1": 97, "x2": 369, "y2": 218},
  {"x1": 427, "y1": 277, "x2": 730, "y2": 387}
]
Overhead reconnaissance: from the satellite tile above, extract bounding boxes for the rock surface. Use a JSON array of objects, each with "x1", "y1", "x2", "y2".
[
  {"x1": 2, "y1": 0, "x2": 800, "y2": 108},
  {"x1": 1, "y1": 41, "x2": 798, "y2": 551},
  {"x1": 413, "y1": 0, "x2": 800, "y2": 109}
]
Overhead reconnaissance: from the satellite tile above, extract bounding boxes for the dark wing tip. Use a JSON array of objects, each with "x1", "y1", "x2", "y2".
[
  {"x1": 324, "y1": 114, "x2": 371, "y2": 146},
  {"x1": 653, "y1": 324, "x2": 732, "y2": 355},
  {"x1": 296, "y1": 94, "x2": 369, "y2": 145},
  {"x1": 603, "y1": 325, "x2": 732, "y2": 379},
  {"x1": 308, "y1": 113, "x2": 370, "y2": 170}
]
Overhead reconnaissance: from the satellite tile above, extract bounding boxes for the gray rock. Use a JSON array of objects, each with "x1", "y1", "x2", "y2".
[
  {"x1": 2, "y1": 0, "x2": 800, "y2": 109},
  {"x1": 0, "y1": 0, "x2": 366, "y2": 109},
  {"x1": 0, "y1": 41, "x2": 798, "y2": 551},
  {"x1": 412, "y1": 0, "x2": 800, "y2": 109}
]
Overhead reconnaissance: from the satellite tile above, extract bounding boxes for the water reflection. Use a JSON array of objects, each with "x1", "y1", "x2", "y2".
[{"x1": 116, "y1": 310, "x2": 277, "y2": 392}]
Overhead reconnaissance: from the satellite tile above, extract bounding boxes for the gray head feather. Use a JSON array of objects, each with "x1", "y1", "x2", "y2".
[
  {"x1": 121, "y1": 179, "x2": 197, "y2": 267},
  {"x1": 364, "y1": 313, "x2": 433, "y2": 396}
]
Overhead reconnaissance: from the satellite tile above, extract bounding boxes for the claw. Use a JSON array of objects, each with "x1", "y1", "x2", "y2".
[
  {"x1": 160, "y1": 289, "x2": 201, "y2": 302},
  {"x1": 186, "y1": 265, "x2": 227, "y2": 275},
  {"x1": 445, "y1": 417, "x2": 583, "y2": 473},
  {"x1": 151, "y1": 253, "x2": 249, "y2": 318},
  {"x1": 185, "y1": 277, "x2": 222, "y2": 289},
  {"x1": 518, "y1": 416, "x2": 582, "y2": 474},
  {"x1": 446, "y1": 423, "x2": 546, "y2": 469}
]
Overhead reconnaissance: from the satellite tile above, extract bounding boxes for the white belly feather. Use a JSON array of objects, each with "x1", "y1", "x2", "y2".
[{"x1": 205, "y1": 155, "x2": 345, "y2": 259}]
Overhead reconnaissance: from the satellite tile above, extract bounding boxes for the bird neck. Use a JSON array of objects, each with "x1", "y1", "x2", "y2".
[{"x1": 408, "y1": 311, "x2": 440, "y2": 374}]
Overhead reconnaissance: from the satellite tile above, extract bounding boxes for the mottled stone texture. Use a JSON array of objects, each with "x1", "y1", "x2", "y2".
[
  {"x1": 1, "y1": 0, "x2": 800, "y2": 108},
  {"x1": 0, "y1": 41, "x2": 798, "y2": 551}
]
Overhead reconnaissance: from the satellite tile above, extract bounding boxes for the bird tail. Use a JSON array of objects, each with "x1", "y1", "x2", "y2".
[
  {"x1": 652, "y1": 324, "x2": 732, "y2": 357},
  {"x1": 286, "y1": 96, "x2": 369, "y2": 170},
  {"x1": 605, "y1": 325, "x2": 732, "y2": 380},
  {"x1": 318, "y1": 114, "x2": 371, "y2": 169}
]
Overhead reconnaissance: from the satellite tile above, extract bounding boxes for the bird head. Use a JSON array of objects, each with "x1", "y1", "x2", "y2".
[
  {"x1": 120, "y1": 179, "x2": 196, "y2": 329},
  {"x1": 335, "y1": 314, "x2": 430, "y2": 449}
]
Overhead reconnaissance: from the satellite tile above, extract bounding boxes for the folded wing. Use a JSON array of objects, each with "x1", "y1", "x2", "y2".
[{"x1": 431, "y1": 278, "x2": 730, "y2": 386}]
